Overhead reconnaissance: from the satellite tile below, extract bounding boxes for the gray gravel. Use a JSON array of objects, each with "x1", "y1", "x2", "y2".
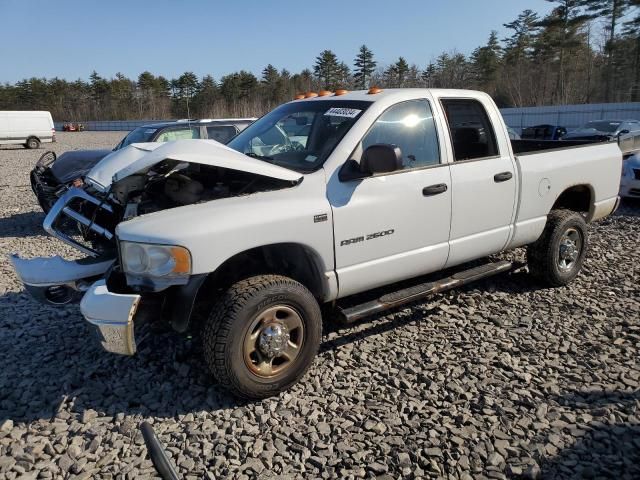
[{"x1": 1, "y1": 132, "x2": 639, "y2": 479}]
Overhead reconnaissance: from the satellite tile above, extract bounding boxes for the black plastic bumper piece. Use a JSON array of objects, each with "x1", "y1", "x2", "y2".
[
  {"x1": 167, "y1": 274, "x2": 208, "y2": 333},
  {"x1": 140, "y1": 422, "x2": 180, "y2": 480}
]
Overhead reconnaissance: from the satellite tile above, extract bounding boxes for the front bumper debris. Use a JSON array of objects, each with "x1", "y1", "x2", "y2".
[
  {"x1": 9, "y1": 254, "x2": 114, "y2": 305},
  {"x1": 80, "y1": 280, "x2": 141, "y2": 355}
]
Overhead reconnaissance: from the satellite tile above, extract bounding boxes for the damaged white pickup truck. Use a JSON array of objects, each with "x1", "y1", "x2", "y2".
[{"x1": 11, "y1": 88, "x2": 622, "y2": 398}]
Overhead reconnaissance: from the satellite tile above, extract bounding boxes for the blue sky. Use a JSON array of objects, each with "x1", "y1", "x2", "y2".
[{"x1": 0, "y1": 0, "x2": 553, "y2": 83}]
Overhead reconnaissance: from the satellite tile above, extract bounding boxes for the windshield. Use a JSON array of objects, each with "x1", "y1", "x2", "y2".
[
  {"x1": 583, "y1": 121, "x2": 621, "y2": 133},
  {"x1": 226, "y1": 100, "x2": 371, "y2": 172},
  {"x1": 115, "y1": 126, "x2": 159, "y2": 150}
]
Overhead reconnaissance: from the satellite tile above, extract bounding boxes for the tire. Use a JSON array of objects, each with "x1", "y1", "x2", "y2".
[
  {"x1": 202, "y1": 275, "x2": 322, "y2": 399},
  {"x1": 26, "y1": 137, "x2": 40, "y2": 149},
  {"x1": 527, "y1": 209, "x2": 588, "y2": 287}
]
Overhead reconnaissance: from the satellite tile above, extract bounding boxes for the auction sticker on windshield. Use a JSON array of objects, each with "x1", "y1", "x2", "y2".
[{"x1": 324, "y1": 107, "x2": 362, "y2": 118}]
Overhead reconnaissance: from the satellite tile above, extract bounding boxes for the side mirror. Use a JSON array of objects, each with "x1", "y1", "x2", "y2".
[
  {"x1": 618, "y1": 129, "x2": 630, "y2": 137},
  {"x1": 360, "y1": 144, "x2": 402, "y2": 175}
]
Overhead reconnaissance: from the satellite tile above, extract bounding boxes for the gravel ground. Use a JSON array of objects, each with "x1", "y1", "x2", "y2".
[{"x1": 1, "y1": 132, "x2": 639, "y2": 480}]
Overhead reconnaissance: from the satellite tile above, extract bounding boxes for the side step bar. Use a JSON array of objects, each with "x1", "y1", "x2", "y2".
[{"x1": 338, "y1": 260, "x2": 523, "y2": 324}]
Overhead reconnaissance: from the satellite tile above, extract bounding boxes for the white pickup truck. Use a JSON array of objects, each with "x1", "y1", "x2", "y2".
[{"x1": 11, "y1": 88, "x2": 621, "y2": 399}]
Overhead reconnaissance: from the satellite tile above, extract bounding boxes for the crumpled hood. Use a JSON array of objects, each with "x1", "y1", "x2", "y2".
[
  {"x1": 86, "y1": 139, "x2": 302, "y2": 190},
  {"x1": 51, "y1": 149, "x2": 113, "y2": 183}
]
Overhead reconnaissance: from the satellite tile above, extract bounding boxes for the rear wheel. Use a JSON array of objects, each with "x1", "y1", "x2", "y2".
[
  {"x1": 202, "y1": 275, "x2": 322, "y2": 399},
  {"x1": 26, "y1": 137, "x2": 40, "y2": 149},
  {"x1": 527, "y1": 209, "x2": 588, "y2": 287}
]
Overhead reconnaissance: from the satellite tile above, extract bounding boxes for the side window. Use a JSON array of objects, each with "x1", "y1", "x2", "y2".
[
  {"x1": 206, "y1": 125, "x2": 237, "y2": 144},
  {"x1": 361, "y1": 100, "x2": 440, "y2": 169},
  {"x1": 155, "y1": 127, "x2": 200, "y2": 142},
  {"x1": 441, "y1": 99, "x2": 498, "y2": 161}
]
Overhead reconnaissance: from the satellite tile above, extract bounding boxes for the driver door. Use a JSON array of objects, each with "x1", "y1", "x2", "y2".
[{"x1": 328, "y1": 99, "x2": 452, "y2": 298}]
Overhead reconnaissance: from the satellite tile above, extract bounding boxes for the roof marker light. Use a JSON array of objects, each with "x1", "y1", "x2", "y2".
[
  {"x1": 334, "y1": 89, "x2": 348, "y2": 96},
  {"x1": 294, "y1": 93, "x2": 305, "y2": 100},
  {"x1": 368, "y1": 86, "x2": 383, "y2": 94},
  {"x1": 305, "y1": 92, "x2": 318, "y2": 98},
  {"x1": 318, "y1": 90, "x2": 332, "y2": 96}
]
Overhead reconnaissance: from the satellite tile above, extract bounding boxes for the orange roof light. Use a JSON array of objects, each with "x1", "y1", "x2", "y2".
[
  {"x1": 334, "y1": 89, "x2": 348, "y2": 96},
  {"x1": 305, "y1": 91, "x2": 318, "y2": 98},
  {"x1": 294, "y1": 93, "x2": 305, "y2": 100},
  {"x1": 368, "y1": 86, "x2": 383, "y2": 94},
  {"x1": 318, "y1": 90, "x2": 332, "y2": 96}
]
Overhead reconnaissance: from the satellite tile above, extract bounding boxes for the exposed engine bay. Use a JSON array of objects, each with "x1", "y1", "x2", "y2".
[{"x1": 47, "y1": 159, "x2": 297, "y2": 256}]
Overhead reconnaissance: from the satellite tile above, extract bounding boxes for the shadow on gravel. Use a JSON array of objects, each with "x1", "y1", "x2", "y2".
[
  {"x1": 542, "y1": 389, "x2": 640, "y2": 479},
  {"x1": 321, "y1": 267, "x2": 542, "y2": 352},
  {"x1": 0, "y1": 210, "x2": 45, "y2": 238},
  {"x1": 0, "y1": 291, "x2": 245, "y2": 425}
]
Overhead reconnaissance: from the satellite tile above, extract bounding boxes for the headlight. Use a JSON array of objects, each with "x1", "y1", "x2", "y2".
[{"x1": 120, "y1": 241, "x2": 191, "y2": 278}]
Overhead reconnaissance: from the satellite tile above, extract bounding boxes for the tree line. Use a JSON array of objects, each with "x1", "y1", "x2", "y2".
[{"x1": 1, "y1": 0, "x2": 639, "y2": 121}]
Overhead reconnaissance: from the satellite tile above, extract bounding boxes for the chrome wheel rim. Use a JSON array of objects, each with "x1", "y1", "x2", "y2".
[
  {"x1": 243, "y1": 305, "x2": 304, "y2": 378},
  {"x1": 558, "y1": 227, "x2": 582, "y2": 272}
]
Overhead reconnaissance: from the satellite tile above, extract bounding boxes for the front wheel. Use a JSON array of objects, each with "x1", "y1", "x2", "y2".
[
  {"x1": 527, "y1": 209, "x2": 588, "y2": 287},
  {"x1": 202, "y1": 275, "x2": 322, "y2": 399}
]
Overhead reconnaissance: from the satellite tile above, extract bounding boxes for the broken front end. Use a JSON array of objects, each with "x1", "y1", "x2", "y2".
[{"x1": 12, "y1": 140, "x2": 301, "y2": 355}]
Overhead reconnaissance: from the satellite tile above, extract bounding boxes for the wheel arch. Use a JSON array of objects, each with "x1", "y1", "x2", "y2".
[
  {"x1": 551, "y1": 184, "x2": 595, "y2": 218},
  {"x1": 174, "y1": 242, "x2": 332, "y2": 333}
]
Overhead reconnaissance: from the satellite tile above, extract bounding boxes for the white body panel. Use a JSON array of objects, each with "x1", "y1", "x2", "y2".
[
  {"x1": 116, "y1": 172, "x2": 336, "y2": 297},
  {"x1": 507, "y1": 142, "x2": 621, "y2": 249},
  {"x1": 0, "y1": 111, "x2": 54, "y2": 145},
  {"x1": 328, "y1": 166, "x2": 452, "y2": 297}
]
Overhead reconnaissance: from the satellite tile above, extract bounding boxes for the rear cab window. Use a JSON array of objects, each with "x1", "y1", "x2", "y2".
[{"x1": 441, "y1": 99, "x2": 498, "y2": 161}]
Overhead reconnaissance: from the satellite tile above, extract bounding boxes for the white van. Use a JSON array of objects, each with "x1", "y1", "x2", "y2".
[{"x1": 0, "y1": 111, "x2": 55, "y2": 149}]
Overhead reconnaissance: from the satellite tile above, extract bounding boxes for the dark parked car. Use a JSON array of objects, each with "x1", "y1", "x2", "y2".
[
  {"x1": 521, "y1": 124, "x2": 567, "y2": 141},
  {"x1": 31, "y1": 118, "x2": 255, "y2": 212}
]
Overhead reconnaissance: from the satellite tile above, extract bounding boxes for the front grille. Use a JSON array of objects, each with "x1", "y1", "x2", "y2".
[
  {"x1": 634, "y1": 168, "x2": 640, "y2": 180},
  {"x1": 44, "y1": 187, "x2": 115, "y2": 256}
]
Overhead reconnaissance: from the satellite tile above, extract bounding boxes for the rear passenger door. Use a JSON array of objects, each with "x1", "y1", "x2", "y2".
[{"x1": 440, "y1": 98, "x2": 517, "y2": 267}]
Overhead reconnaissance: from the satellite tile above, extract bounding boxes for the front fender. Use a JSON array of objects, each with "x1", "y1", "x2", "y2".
[{"x1": 115, "y1": 172, "x2": 334, "y2": 278}]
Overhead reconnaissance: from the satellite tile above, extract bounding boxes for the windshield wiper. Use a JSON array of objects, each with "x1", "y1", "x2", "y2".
[{"x1": 245, "y1": 152, "x2": 275, "y2": 162}]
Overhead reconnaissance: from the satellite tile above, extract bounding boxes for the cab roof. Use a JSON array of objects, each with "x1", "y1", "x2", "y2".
[{"x1": 289, "y1": 88, "x2": 487, "y2": 103}]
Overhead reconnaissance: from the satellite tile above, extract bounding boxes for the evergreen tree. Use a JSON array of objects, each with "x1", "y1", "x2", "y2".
[
  {"x1": 394, "y1": 57, "x2": 410, "y2": 86},
  {"x1": 583, "y1": 0, "x2": 629, "y2": 100},
  {"x1": 353, "y1": 45, "x2": 376, "y2": 89},
  {"x1": 314, "y1": 50, "x2": 340, "y2": 89},
  {"x1": 471, "y1": 31, "x2": 502, "y2": 94}
]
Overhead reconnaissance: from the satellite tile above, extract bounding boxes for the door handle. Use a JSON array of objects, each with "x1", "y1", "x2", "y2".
[
  {"x1": 494, "y1": 171, "x2": 513, "y2": 182},
  {"x1": 422, "y1": 183, "x2": 448, "y2": 196}
]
